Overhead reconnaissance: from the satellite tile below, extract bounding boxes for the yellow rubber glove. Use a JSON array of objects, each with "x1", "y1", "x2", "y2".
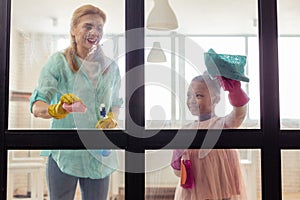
[
  {"x1": 48, "y1": 93, "x2": 81, "y2": 119},
  {"x1": 95, "y1": 112, "x2": 118, "y2": 129}
]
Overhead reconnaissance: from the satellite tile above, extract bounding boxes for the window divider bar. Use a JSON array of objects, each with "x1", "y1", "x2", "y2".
[
  {"x1": 125, "y1": 0, "x2": 145, "y2": 199},
  {"x1": 259, "y1": 0, "x2": 281, "y2": 200},
  {"x1": 0, "y1": 0, "x2": 10, "y2": 199}
]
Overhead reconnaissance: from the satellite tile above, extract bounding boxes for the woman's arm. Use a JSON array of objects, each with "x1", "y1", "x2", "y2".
[
  {"x1": 30, "y1": 53, "x2": 62, "y2": 119},
  {"x1": 33, "y1": 94, "x2": 82, "y2": 120},
  {"x1": 32, "y1": 100, "x2": 52, "y2": 119}
]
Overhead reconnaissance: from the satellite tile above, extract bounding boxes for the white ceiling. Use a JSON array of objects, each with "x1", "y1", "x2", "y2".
[
  {"x1": 11, "y1": 0, "x2": 125, "y2": 35},
  {"x1": 10, "y1": 0, "x2": 300, "y2": 35}
]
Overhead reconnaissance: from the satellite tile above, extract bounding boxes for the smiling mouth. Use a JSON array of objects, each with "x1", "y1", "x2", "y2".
[
  {"x1": 189, "y1": 106, "x2": 200, "y2": 113},
  {"x1": 86, "y1": 37, "x2": 99, "y2": 44}
]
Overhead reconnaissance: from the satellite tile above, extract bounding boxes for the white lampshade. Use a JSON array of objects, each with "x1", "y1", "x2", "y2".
[
  {"x1": 146, "y1": 0, "x2": 178, "y2": 30},
  {"x1": 147, "y1": 42, "x2": 167, "y2": 63}
]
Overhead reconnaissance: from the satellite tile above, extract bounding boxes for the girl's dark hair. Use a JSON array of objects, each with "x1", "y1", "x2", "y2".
[{"x1": 192, "y1": 71, "x2": 221, "y2": 95}]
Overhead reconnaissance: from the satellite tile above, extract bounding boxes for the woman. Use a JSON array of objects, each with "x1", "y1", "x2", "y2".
[{"x1": 30, "y1": 4, "x2": 122, "y2": 200}]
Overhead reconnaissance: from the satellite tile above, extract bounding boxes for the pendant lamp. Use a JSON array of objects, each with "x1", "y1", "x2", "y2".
[
  {"x1": 146, "y1": 0, "x2": 178, "y2": 30},
  {"x1": 147, "y1": 42, "x2": 167, "y2": 63}
]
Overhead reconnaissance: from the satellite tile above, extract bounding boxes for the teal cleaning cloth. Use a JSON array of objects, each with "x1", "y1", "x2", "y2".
[{"x1": 204, "y1": 49, "x2": 249, "y2": 82}]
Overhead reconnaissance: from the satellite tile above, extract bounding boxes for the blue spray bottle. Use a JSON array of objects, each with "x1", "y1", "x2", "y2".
[
  {"x1": 96, "y1": 104, "x2": 111, "y2": 157},
  {"x1": 99, "y1": 103, "x2": 106, "y2": 119}
]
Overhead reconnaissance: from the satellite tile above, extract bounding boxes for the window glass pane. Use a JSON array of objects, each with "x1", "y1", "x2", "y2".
[
  {"x1": 9, "y1": 0, "x2": 125, "y2": 129},
  {"x1": 278, "y1": 1, "x2": 300, "y2": 129},
  {"x1": 7, "y1": 150, "x2": 125, "y2": 200},
  {"x1": 145, "y1": 0, "x2": 259, "y2": 129},
  {"x1": 281, "y1": 150, "x2": 300, "y2": 199},
  {"x1": 145, "y1": 149, "x2": 261, "y2": 200}
]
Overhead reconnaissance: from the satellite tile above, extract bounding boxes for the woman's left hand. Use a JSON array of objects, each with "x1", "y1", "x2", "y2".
[{"x1": 95, "y1": 112, "x2": 118, "y2": 129}]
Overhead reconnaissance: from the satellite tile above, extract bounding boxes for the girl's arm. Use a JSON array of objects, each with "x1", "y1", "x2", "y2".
[
  {"x1": 224, "y1": 104, "x2": 247, "y2": 128},
  {"x1": 171, "y1": 150, "x2": 184, "y2": 177},
  {"x1": 217, "y1": 76, "x2": 249, "y2": 128},
  {"x1": 173, "y1": 169, "x2": 181, "y2": 177}
]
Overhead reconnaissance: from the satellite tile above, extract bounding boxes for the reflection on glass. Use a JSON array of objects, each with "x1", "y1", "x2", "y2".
[
  {"x1": 278, "y1": 1, "x2": 300, "y2": 129},
  {"x1": 145, "y1": 0, "x2": 259, "y2": 129},
  {"x1": 7, "y1": 150, "x2": 125, "y2": 200},
  {"x1": 145, "y1": 149, "x2": 261, "y2": 200},
  {"x1": 9, "y1": 0, "x2": 125, "y2": 130},
  {"x1": 281, "y1": 150, "x2": 300, "y2": 199}
]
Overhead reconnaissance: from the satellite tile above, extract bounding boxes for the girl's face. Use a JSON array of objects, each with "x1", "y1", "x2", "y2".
[
  {"x1": 71, "y1": 14, "x2": 104, "y2": 58},
  {"x1": 186, "y1": 80, "x2": 216, "y2": 116}
]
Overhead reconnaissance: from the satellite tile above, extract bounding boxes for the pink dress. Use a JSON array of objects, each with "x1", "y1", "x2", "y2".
[{"x1": 172, "y1": 117, "x2": 247, "y2": 200}]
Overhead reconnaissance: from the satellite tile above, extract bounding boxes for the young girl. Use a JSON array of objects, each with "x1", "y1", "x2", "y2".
[{"x1": 171, "y1": 71, "x2": 249, "y2": 200}]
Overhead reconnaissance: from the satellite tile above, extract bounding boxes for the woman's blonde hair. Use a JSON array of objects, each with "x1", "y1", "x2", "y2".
[{"x1": 65, "y1": 4, "x2": 106, "y2": 72}]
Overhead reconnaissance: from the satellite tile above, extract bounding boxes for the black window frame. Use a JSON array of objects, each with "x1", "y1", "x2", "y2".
[{"x1": 0, "y1": 0, "x2": 293, "y2": 199}]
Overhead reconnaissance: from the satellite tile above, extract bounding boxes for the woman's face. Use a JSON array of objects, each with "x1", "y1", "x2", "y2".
[
  {"x1": 71, "y1": 14, "x2": 104, "y2": 57},
  {"x1": 186, "y1": 80, "x2": 216, "y2": 116}
]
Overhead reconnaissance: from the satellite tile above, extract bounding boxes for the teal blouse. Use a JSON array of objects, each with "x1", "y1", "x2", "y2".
[{"x1": 30, "y1": 51, "x2": 123, "y2": 179}]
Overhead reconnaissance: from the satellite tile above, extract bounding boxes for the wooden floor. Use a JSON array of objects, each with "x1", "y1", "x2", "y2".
[
  {"x1": 257, "y1": 192, "x2": 300, "y2": 200},
  {"x1": 33, "y1": 191, "x2": 300, "y2": 200},
  {"x1": 74, "y1": 191, "x2": 300, "y2": 200},
  {"x1": 282, "y1": 192, "x2": 300, "y2": 200}
]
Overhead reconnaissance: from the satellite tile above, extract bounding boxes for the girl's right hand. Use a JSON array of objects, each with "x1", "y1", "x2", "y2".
[{"x1": 216, "y1": 76, "x2": 249, "y2": 107}]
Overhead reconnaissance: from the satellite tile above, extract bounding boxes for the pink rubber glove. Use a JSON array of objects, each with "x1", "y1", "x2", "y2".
[
  {"x1": 216, "y1": 76, "x2": 249, "y2": 107},
  {"x1": 180, "y1": 159, "x2": 194, "y2": 189},
  {"x1": 171, "y1": 149, "x2": 184, "y2": 170},
  {"x1": 62, "y1": 101, "x2": 87, "y2": 113}
]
